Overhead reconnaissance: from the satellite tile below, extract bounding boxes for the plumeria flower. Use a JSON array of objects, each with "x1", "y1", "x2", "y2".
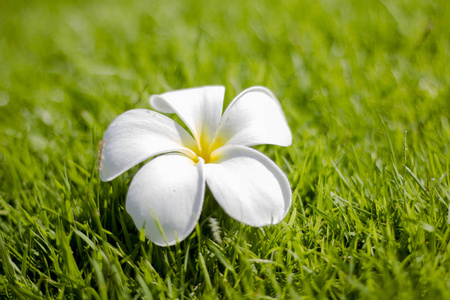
[{"x1": 99, "y1": 86, "x2": 292, "y2": 246}]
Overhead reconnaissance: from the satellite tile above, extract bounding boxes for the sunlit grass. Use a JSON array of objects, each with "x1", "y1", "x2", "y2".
[{"x1": 1, "y1": 0, "x2": 449, "y2": 298}]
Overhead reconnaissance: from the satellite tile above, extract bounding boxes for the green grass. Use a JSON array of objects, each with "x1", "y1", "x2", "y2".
[{"x1": 1, "y1": 0, "x2": 450, "y2": 298}]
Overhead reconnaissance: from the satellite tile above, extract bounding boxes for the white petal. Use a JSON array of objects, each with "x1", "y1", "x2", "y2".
[
  {"x1": 100, "y1": 109, "x2": 197, "y2": 182},
  {"x1": 126, "y1": 154, "x2": 205, "y2": 246},
  {"x1": 213, "y1": 86, "x2": 292, "y2": 148},
  {"x1": 204, "y1": 145, "x2": 291, "y2": 226},
  {"x1": 149, "y1": 86, "x2": 225, "y2": 148}
]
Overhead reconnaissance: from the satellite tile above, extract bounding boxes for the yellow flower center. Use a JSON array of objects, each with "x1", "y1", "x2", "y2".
[{"x1": 190, "y1": 131, "x2": 224, "y2": 164}]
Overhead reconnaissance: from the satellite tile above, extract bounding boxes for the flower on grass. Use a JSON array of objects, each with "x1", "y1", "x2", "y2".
[{"x1": 99, "y1": 86, "x2": 292, "y2": 246}]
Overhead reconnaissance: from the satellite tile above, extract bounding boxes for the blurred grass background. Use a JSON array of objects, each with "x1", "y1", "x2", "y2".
[{"x1": 1, "y1": 0, "x2": 449, "y2": 298}]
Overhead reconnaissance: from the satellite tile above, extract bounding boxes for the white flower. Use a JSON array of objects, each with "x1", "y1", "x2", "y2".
[{"x1": 100, "y1": 86, "x2": 292, "y2": 246}]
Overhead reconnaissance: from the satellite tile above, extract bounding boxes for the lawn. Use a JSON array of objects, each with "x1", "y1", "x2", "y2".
[{"x1": 1, "y1": 0, "x2": 449, "y2": 298}]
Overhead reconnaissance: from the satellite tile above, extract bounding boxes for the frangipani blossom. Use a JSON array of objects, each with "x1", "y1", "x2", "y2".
[{"x1": 100, "y1": 86, "x2": 292, "y2": 246}]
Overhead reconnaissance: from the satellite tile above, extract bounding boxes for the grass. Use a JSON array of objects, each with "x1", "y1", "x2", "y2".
[{"x1": 1, "y1": 0, "x2": 449, "y2": 298}]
